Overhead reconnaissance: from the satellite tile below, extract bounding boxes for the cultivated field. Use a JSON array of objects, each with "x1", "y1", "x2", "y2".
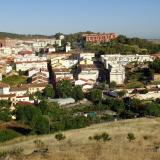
[{"x1": 0, "y1": 118, "x2": 160, "y2": 160}]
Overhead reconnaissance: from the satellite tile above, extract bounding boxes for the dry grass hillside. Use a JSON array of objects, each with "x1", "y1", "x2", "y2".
[{"x1": 0, "y1": 118, "x2": 160, "y2": 160}]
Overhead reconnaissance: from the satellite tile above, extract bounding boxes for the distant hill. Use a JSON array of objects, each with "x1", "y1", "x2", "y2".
[
  {"x1": 149, "y1": 39, "x2": 160, "y2": 44},
  {"x1": 0, "y1": 32, "x2": 52, "y2": 39}
]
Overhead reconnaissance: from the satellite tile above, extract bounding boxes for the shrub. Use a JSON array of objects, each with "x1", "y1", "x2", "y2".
[
  {"x1": 153, "y1": 142, "x2": 160, "y2": 152},
  {"x1": 143, "y1": 135, "x2": 151, "y2": 140},
  {"x1": 127, "y1": 81, "x2": 144, "y2": 89},
  {"x1": 8, "y1": 147, "x2": 24, "y2": 157},
  {"x1": 101, "y1": 132, "x2": 111, "y2": 142},
  {"x1": 139, "y1": 89, "x2": 148, "y2": 94},
  {"x1": 0, "y1": 130, "x2": 21, "y2": 142},
  {"x1": 0, "y1": 147, "x2": 23, "y2": 158},
  {"x1": 88, "y1": 136, "x2": 93, "y2": 140},
  {"x1": 127, "y1": 133, "x2": 136, "y2": 142},
  {"x1": 93, "y1": 134, "x2": 101, "y2": 141},
  {"x1": 55, "y1": 133, "x2": 66, "y2": 141},
  {"x1": 90, "y1": 132, "x2": 111, "y2": 142},
  {"x1": 34, "y1": 140, "x2": 44, "y2": 148}
]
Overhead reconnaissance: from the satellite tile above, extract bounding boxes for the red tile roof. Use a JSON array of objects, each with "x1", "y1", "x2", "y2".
[
  {"x1": 0, "y1": 83, "x2": 10, "y2": 88},
  {"x1": 0, "y1": 94, "x2": 15, "y2": 98},
  {"x1": 16, "y1": 60, "x2": 47, "y2": 64},
  {"x1": 19, "y1": 51, "x2": 33, "y2": 55}
]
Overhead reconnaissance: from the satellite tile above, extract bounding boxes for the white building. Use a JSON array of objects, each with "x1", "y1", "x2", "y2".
[
  {"x1": 0, "y1": 47, "x2": 12, "y2": 56},
  {"x1": 101, "y1": 54, "x2": 153, "y2": 68},
  {"x1": 48, "y1": 47, "x2": 56, "y2": 53},
  {"x1": 28, "y1": 68, "x2": 49, "y2": 78},
  {"x1": 15, "y1": 96, "x2": 30, "y2": 103},
  {"x1": 101, "y1": 54, "x2": 153, "y2": 84},
  {"x1": 10, "y1": 87, "x2": 28, "y2": 96},
  {"x1": 51, "y1": 57, "x2": 78, "y2": 69},
  {"x1": 109, "y1": 64, "x2": 125, "y2": 85},
  {"x1": 6, "y1": 65, "x2": 12, "y2": 74},
  {"x1": 0, "y1": 83, "x2": 10, "y2": 94},
  {"x1": 15, "y1": 53, "x2": 48, "y2": 71},
  {"x1": 16, "y1": 60, "x2": 48, "y2": 71},
  {"x1": 59, "y1": 35, "x2": 65, "y2": 40},
  {"x1": 0, "y1": 47, "x2": 24, "y2": 56},
  {"x1": 31, "y1": 72, "x2": 49, "y2": 84},
  {"x1": 53, "y1": 68, "x2": 73, "y2": 82},
  {"x1": 32, "y1": 38, "x2": 62, "y2": 48},
  {"x1": 78, "y1": 65, "x2": 99, "y2": 82},
  {"x1": 14, "y1": 52, "x2": 46, "y2": 63},
  {"x1": 75, "y1": 79, "x2": 95, "y2": 92},
  {"x1": 80, "y1": 52, "x2": 95, "y2": 60},
  {"x1": 65, "y1": 42, "x2": 71, "y2": 53}
]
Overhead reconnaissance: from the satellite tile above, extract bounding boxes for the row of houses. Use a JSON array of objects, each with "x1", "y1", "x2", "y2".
[
  {"x1": 0, "y1": 36, "x2": 72, "y2": 58},
  {"x1": 0, "y1": 36, "x2": 73, "y2": 105},
  {"x1": 14, "y1": 51, "x2": 48, "y2": 71},
  {"x1": 0, "y1": 37, "x2": 63, "y2": 56},
  {"x1": 50, "y1": 52, "x2": 99, "y2": 91},
  {"x1": 50, "y1": 52, "x2": 77, "y2": 82},
  {"x1": 0, "y1": 82, "x2": 47, "y2": 103},
  {"x1": 75, "y1": 52, "x2": 99, "y2": 91},
  {"x1": 0, "y1": 50, "x2": 50, "y2": 104}
]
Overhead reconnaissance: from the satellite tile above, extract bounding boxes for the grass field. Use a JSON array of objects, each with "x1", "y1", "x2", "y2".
[
  {"x1": 0, "y1": 118, "x2": 160, "y2": 160},
  {"x1": 2, "y1": 75, "x2": 27, "y2": 86}
]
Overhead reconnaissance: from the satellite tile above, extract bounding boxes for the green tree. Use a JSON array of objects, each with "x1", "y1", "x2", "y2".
[
  {"x1": 15, "y1": 104, "x2": 42, "y2": 127},
  {"x1": 149, "y1": 59, "x2": 160, "y2": 73},
  {"x1": 105, "y1": 98, "x2": 125, "y2": 114},
  {"x1": 43, "y1": 84, "x2": 55, "y2": 98},
  {"x1": 0, "y1": 100, "x2": 12, "y2": 122},
  {"x1": 57, "y1": 80, "x2": 73, "y2": 98},
  {"x1": 72, "y1": 86, "x2": 84, "y2": 101},
  {"x1": 89, "y1": 89, "x2": 102, "y2": 104},
  {"x1": 38, "y1": 100, "x2": 49, "y2": 115},
  {"x1": 109, "y1": 81, "x2": 117, "y2": 89},
  {"x1": 34, "y1": 115, "x2": 49, "y2": 134},
  {"x1": 145, "y1": 102, "x2": 160, "y2": 117},
  {"x1": 34, "y1": 91, "x2": 43, "y2": 100}
]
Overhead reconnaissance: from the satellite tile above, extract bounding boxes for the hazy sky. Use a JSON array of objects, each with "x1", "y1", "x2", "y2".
[{"x1": 0, "y1": 0, "x2": 160, "y2": 38}]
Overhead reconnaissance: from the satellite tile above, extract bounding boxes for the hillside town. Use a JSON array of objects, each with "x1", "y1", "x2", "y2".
[
  {"x1": 0, "y1": 32, "x2": 160, "y2": 139},
  {"x1": 0, "y1": 33, "x2": 160, "y2": 106},
  {"x1": 1, "y1": 1, "x2": 160, "y2": 159}
]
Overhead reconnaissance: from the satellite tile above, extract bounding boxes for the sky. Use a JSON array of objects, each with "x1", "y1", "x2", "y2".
[{"x1": 0, "y1": 0, "x2": 160, "y2": 38}]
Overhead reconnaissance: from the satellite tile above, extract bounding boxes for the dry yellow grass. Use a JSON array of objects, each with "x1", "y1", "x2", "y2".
[{"x1": 0, "y1": 118, "x2": 160, "y2": 160}]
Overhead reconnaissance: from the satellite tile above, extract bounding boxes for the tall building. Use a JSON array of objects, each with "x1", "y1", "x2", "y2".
[{"x1": 82, "y1": 33, "x2": 118, "y2": 43}]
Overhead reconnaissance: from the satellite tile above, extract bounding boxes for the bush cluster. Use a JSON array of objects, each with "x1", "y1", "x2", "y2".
[
  {"x1": 0, "y1": 129, "x2": 21, "y2": 142},
  {"x1": 55, "y1": 133, "x2": 66, "y2": 141},
  {"x1": 89, "y1": 132, "x2": 111, "y2": 142}
]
